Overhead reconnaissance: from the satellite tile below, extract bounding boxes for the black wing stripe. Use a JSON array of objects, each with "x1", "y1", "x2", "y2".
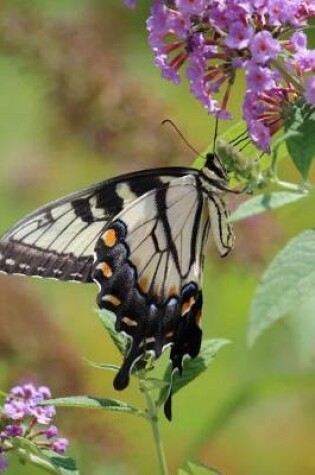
[
  {"x1": 72, "y1": 198, "x2": 95, "y2": 223},
  {"x1": 148, "y1": 252, "x2": 164, "y2": 297},
  {"x1": 172, "y1": 197, "x2": 199, "y2": 277},
  {"x1": 189, "y1": 190, "x2": 204, "y2": 271},
  {"x1": 156, "y1": 186, "x2": 181, "y2": 276},
  {"x1": 161, "y1": 250, "x2": 171, "y2": 297}
]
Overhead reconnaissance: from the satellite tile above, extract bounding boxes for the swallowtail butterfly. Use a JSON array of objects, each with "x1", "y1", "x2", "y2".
[{"x1": 0, "y1": 154, "x2": 234, "y2": 418}]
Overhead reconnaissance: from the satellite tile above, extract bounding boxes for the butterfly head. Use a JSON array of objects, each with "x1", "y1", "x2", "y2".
[{"x1": 201, "y1": 152, "x2": 229, "y2": 189}]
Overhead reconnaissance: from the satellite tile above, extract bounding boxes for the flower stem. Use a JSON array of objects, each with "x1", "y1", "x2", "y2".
[
  {"x1": 271, "y1": 177, "x2": 310, "y2": 192},
  {"x1": 140, "y1": 379, "x2": 169, "y2": 475}
]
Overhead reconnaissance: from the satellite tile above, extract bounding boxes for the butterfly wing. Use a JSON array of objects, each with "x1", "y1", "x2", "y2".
[
  {"x1": 0, "y1": 167, "x2": 196, "y2": 283},
  {"x1": 93, "y1": 174, "x2": 211, "y2": 394}
]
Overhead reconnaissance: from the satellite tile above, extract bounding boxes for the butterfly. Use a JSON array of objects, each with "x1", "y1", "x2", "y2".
[{"x1": 0, "y1": 153, "x2": 235, "y2": 419}]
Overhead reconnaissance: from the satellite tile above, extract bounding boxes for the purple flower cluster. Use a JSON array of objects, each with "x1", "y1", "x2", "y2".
[
  {"x1": 127, "y1": 0, "x2": 315, "y2": 151},
  {"x1": 0, "y1": 383, "x2": 69, "y2": 472}
]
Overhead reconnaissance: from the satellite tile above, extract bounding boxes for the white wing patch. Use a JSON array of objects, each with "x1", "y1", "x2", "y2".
[{"x1": 111, "y1": 175, "x2": 210, "y2": 299}]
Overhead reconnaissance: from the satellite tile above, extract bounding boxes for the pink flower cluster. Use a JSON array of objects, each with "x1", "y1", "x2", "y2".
[
  {"x1": 0, "y1": 383, "x2": 69, "y2": 472},
  {"x1": 125, "y1": 0, "x2": 315, "y2": 152}
]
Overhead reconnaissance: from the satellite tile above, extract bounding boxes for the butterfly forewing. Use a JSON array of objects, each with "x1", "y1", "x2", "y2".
[{"x1": 0, "y1": 168, "x2": 195, "y2": 282}]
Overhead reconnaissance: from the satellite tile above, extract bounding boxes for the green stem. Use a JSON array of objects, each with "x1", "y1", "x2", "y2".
[
  {"x1": 270, "y1": 176, "x2": 311, "y2": 192},
  {"x1": 140, "y1": 380, "x2": 169, "y2": 475}
]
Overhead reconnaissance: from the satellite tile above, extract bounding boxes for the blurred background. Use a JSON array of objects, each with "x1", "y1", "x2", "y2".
[{"x1": 1, "y1": 1, "x2": 315, "y2": 474}]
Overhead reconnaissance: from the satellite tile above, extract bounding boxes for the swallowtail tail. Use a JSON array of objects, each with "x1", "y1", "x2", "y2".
[{"x1": 0, "y1": 154, "x2": 234, "y2": 418}]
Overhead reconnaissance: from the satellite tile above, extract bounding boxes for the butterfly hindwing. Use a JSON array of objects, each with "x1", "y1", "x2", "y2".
[
  {"x1": 0, "y1": 167, "x2": 196, "y2": 282},
  {"x1": 93, "y1": 175, "x2": 210, "y2": 390}
]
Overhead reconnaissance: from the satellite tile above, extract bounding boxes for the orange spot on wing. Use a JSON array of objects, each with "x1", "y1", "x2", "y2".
[
  {"x1": 102, "y1": 228, "x2": 117, "y2": 247},
  {"x1": 168, "y1": 286, "x2": 178, "y2": 298},
  {"x1": 181, "y1": 296, "x2": 196, "y2": 316},
  {"x1": 102, "y1": 294, "x2": 121, "y2": 307},
  {"x1": 122, "y1": 316, "x2": 138, "y2": 327},
  {"x1": 138, "y1": 277, "x2": 149, "y2": 293},
  {"x1": 97, "y1": 262, "x2": 112, "y2": 278}
]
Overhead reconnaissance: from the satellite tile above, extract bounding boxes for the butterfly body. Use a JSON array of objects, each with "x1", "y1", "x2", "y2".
[{"x1": 0, "y1": 156, "x2": 234, "y2": 416}]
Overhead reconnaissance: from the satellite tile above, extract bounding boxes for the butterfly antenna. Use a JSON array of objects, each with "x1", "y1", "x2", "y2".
[
  {"x1": 161, "y1": 119, "x2": 201, "y2": 158},
  {"x1": 213, "y1": 115, "x2": 219, "y2": 152}
]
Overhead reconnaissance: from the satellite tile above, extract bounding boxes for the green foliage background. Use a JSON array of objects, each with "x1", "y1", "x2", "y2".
[{"x1": 1, "y1": 1, "x2": 315, "y2": 474}]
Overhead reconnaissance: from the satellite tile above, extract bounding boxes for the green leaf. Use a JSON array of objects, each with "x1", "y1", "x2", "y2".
[
  {"x1": 11, "y1": 438, "x2": 80, "y2": 474},
  {"x1": 84, "y1": 358, "x2": 120, "y2": 372},
  {"x1": 12, "y1": 437, "x2": 42, "y2": 457},
  {"x1": 249, "y1": 230, "x2": 315, "y2": 345},
  {"x1": 158, "y1": 339, "x2": 229, "y2": 406},
  {"x1": 97, "y1": 309, "x2": 128, "y2": 355},
  {"x1": 43, "y1": 395, "x2": 143, "y2": 416},
  {"x1": 41, "y1": 451, "x2": 80, "y2": 475},
  {"x1": 284, "y1": 100, "x2": 315, "y2": 179},
  {"x1": 180, "y1": 460, "x2": 220, "y2": 475},
  {"x1": 229, "y1": 191, "x2": 307, "y2": 222}
]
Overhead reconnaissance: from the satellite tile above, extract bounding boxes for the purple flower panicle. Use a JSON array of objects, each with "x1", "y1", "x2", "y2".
[
  {"x1": 127, "y1": 0, "x2": 315, "y2": 151},
  {"x1": 3, "y1": 383, "x2": 55, "y2": 424},
  {"x1": 0, "y1": 383, "x2": 69, "y2": 472}
]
